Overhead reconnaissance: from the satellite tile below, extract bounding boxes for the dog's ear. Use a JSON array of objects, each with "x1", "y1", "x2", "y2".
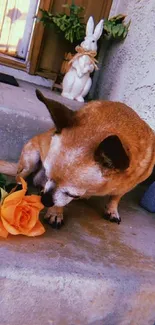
[
  {"x1": 36, "y1": 89, "x2": 75, "y2": 133},
  {"x1": 94, "y1": 135, "x2": 130, "y2": 170}
]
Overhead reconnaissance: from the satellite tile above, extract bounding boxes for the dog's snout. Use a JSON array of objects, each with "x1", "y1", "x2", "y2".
[{"x1": 41, "y1": 192, "x2": 54, "y2": 207}]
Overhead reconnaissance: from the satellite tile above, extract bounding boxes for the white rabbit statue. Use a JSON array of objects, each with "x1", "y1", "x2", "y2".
[{"x1": 61, "y1": 16, "x2": 104, "y2": 102}]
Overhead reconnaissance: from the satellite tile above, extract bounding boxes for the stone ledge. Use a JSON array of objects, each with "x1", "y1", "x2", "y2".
[
  {"x1": 0, "y1": 80, "x2": 83, "y2": 162},
  {"x1": 0, "y1": 107, "x2": 53, "y2": 162}
]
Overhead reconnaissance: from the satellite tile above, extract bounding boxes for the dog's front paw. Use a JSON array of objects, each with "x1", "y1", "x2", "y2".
[
  {"x1": 104, "y1": 207, "x2": 121, "y2": 225},
  {"x1": 44, "y1": 206, "x2": 64, "y2": 229}
]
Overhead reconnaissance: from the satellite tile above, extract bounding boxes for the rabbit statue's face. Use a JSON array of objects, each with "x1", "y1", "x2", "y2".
[
  {"x1": 80, "y1": 16, "x2": 104, "y2": 53},
  {"x1": 81, "y1": 36, "x2": 98, "y2": 52}
]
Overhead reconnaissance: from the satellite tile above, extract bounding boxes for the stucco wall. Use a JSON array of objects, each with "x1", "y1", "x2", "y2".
[{"x1": 95, "y1": 0, "x2": 155, "y2": 130}]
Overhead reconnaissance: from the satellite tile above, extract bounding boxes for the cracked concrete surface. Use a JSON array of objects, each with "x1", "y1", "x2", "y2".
[{"x1": 0, "y1": 81, "x2": 155, "y2": 324}]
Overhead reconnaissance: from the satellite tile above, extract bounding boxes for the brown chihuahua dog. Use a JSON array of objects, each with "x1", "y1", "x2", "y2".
[{"x1": 0, "y1": 89, "x2": 155, "y2": 227}]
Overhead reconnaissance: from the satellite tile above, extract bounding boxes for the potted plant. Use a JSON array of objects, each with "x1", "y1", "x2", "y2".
[
  {"x1": 38, "y1": 1, "x2": 85, "y2": 44},
  {"x1": 103, "y1": 14, "x2": 130, "y2": 40}
]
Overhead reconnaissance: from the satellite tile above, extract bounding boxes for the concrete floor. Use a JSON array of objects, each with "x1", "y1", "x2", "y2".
[
  {"x1": 0, "y1": 81, "x2": 155, "y2": 325},
  {"x1": 1, "y1": 186, "x2": 155, "y2": 325}
]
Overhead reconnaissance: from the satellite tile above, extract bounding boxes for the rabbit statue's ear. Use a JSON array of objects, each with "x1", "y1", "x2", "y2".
[
  {"x1": 93, "y1": 19, "x2": 104, "y2": 40},
  {"x1": 86, "y1": 16, "x2": 94, "y2": 36}
]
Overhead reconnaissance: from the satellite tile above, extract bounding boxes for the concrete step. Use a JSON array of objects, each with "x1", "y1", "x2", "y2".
[
  {"x1": 0, "y1": 80, "x2": 82, "y2": 162},
  {"x1": 0, "y1": 106, "x2": 52, "y2": 161}
]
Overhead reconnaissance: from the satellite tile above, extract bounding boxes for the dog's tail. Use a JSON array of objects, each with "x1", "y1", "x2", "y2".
[{"x1": 0, "y1": 160, "x2": 17, "y2": 176}]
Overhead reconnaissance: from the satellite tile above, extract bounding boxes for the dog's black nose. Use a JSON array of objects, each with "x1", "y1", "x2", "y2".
[{"x1": 41, "y1": 192, "x2": 54, "y2": 207}]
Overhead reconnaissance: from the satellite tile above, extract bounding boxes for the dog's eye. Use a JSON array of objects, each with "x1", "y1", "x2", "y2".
[
  {"x1": 92, "y1": 40, "x2": 95, "y2": 43},
  {"x1": 64, "y1": 191, "x2": 80, "y2": 199}
]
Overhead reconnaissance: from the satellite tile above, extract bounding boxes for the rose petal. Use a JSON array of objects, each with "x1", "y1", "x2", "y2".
[
  {"x1": 1, "y1": 204, "x2": 18, "y2": 224},
  {"x1": 25, "y1": 206, "x2": 38, "y2": 230},
  {"x1": 24, "y1": 195, "x2": 44, "y2": 210},
  {"x1": 27, "y1": 220, "x2": 45, "y2": 237},
  {"x1": 1, "y1": 202, "x2": 44, "y2": 236},
  {"x1": 3, "y1": 190, "x2": 24, "y2": 206},
  {"x1": 18, "y1": 177, "x2": 27, "y2": 192},
  {"x1": 0, "y1": 177, "x2": 45, "y2": 237},
  {"x1": 1, "y1": 206, "x2": 37, "y2": 235},
  {"x1": 0, "y1": 219, "x2": 8, "y2": 238},
  {"x1": 14, "y1": 206, "x2": 24, "y2": 228},
  {"x1": 1, "y1": 216, "x2": 20, "y2": 235},
  {"x1": 18, "y1": 206, "x2": 38, "y2": 232}
]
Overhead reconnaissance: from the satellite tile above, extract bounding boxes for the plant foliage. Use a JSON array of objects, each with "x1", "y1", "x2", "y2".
[
  {"x1": 0, "y1": 173, "x2": 16, "y2": 195},
  {"x1": 38, "y1": 1, "x2": 85, "y2": 43},
  {"x1": 0, "y1": 174, "x2": 7, "y2": 189},
  {"x1": 38, "y1": 2, "x2": 130, "y2": 44},
  {"x1": 103, "y1": 14, "x2": 130, "y2": 40}
]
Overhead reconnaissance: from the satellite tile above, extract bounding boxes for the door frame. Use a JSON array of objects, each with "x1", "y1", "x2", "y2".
[
  {"x1": 28, "y1": 0, "x2": 53, "y2": 74},
  {"x1": 0, "y1": 0, "x2": 52, "y2": 74}
]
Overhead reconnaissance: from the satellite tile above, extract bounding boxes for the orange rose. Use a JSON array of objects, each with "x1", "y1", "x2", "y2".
[{"x1": 0, "y1": 178, "x2": 45, "y2": 238}]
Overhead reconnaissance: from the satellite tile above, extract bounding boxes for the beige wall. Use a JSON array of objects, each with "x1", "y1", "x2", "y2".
[{"x1": 94, "y1": 0, "x2": 155, "y2": 130}]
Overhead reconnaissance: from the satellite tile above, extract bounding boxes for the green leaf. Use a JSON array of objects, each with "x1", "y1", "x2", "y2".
[
  {"x1": 103, "y1": 15, "x2": 130, "y2": 40},
  {"x1": 0, "y1": 174, "x2": 7, "y2": 188},
  {"x1": 37, "y1": 2, "x2": 85, "y2": 43},
  {"x1": 104, "y1": 23, "x2": 112, "y2": 35},
  {"x1": 117, "y1": 25, "x2": 125, "y2": 37},
  {"x1": 112, "y1": 25, "x2": 120, "y2": 37},
  {"x1": 0, "y1": 188, "x2": 8, "y2": 203}
]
